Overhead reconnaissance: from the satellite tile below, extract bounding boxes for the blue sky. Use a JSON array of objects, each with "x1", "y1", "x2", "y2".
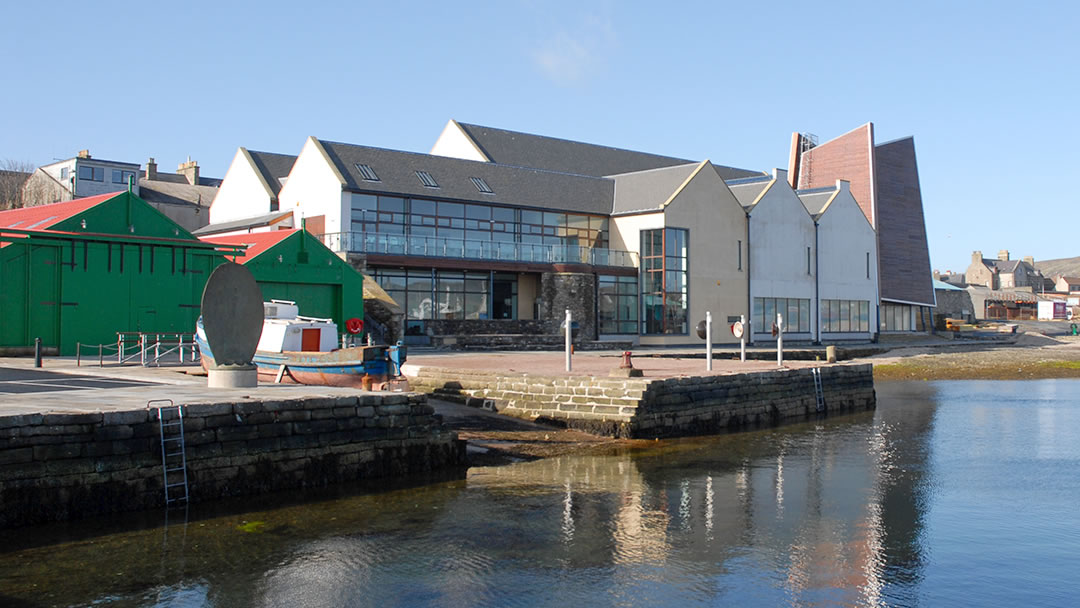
[{"x1": 2, "y1": 1, "x2": 1077, "y2": 272}]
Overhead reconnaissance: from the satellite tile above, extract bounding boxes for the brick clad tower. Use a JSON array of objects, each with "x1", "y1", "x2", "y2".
[{"x1": 789, "y1": 123, "x2": 935, "y2": 311}]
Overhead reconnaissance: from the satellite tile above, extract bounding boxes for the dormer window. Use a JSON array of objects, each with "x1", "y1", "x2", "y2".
[
  {"x1": 416, "y1": 171, "x2": 439, "y2": 188},
  {"x1": 355, "y1": 164, "x2": 379, "y2": 182},
  {"x1": 470, "y1": 176, "x2": 493, "y2": 194}
]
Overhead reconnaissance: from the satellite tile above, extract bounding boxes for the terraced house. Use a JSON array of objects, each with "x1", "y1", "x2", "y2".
[{"x1": 207, "y1": 120, "x2": 928, "y2": 346}]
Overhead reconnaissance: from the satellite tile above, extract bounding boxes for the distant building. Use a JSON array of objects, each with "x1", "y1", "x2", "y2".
[
  {"x1": 138, "y1": 157, "x2": 221, "y2": 233},
  {"x1": 22, "y1": 150, "x2": 140, "y2": 206},
  {"x1": 965, "y1": 250, "x2": 1044, "y2": 290},
  {"x1": 1053, "y1": 276, "x2": 1080, "y2": 293},
  {"x1": 20, "y1": 151, "x2": 220, "y2": 232}
]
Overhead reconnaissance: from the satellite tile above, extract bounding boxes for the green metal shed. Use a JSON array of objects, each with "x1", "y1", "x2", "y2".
[
  {"x1": 201, "y1": 229, "x2": 364, "y2": 332},
  {"x1": 0, "y1": 192, "x2": 234, "y2": 355}
]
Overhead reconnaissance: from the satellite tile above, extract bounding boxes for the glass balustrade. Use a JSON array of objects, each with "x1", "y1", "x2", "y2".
[{"x1": 318, "y1": 232, "x2": 637, "y2": 268}]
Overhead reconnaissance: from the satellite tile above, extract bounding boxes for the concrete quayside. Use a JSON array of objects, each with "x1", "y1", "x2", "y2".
[{"x1": 0, "y1": 351, "x2": 875, "y2": 527}]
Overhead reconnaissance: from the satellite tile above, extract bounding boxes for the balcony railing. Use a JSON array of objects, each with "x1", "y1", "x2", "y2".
[{"x1": 319, "y1": 232, "x2": 638, "y2": 268}]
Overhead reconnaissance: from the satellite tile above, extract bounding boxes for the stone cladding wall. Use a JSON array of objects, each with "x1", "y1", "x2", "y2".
[
  {"x1": 408, "y1": 364, "x2": 875, "y2": 439},
  {"x1": 0, "y1": 393, "x2": 464, "y2": 528}
]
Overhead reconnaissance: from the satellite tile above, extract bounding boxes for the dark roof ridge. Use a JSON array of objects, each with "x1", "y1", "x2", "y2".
[{"x1": 456, "y1": 122, "x2": 690, "y2": 163}]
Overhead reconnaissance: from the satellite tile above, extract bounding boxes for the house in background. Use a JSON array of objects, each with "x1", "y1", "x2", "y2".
[
  {"x1": 19, "y1": 151, "x2": 221, "y2": 233},
  {"x1": 138, "y1": 157, "x2": 221, "y2": 233},
  {"x1": 965, "y1": 250, "x2": 1044, "y2": 290},
  {"x1": 22, "y1": 150, "x2": 140, "y2": 206},
  {"x1": 789, "y1": 124, "x2": 935, "y2": 333},
  {"x1": 1053, "y1": 276, "x2": 1080, "y2": 293}
]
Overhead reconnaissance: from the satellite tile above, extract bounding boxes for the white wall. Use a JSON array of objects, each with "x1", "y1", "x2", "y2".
[
  {"x1": 749, "y1": 176, "x2": 816, "y2": 339},
  {"x1": 38, "y1": 158, "x2": 139, "y2": 199},
  {"x1": 816, "y1": 186, "x2": 879, "y2": 338},
  {"x1": 210, "y1": 148, "x2": 275, "y2": 224},
  {"x1": 648, "y1": 162, "x2": 748, "y2": 346},
  {"x1": 610, "y1": 211, "x2": 664, "y2": 257},
  {"x1": 278, "y1": 137, "x2": 348, "y2": 235},
  {"x1": 430, "y1": 120, "x2": 488, "y2": 162}
]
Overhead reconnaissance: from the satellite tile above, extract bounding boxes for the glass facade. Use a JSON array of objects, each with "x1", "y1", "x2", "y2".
[
  {"x1": 641, "y1": 228, "x2": 688, "y2": 334},
  {"x1": 753, "y1": 297, "x2": 811, "y2": 333},
  {"x1": 598, "y1": 275, "x2": 638, "y2": 334},
  {"x1": 351, "y1": 193, "x2": 608, "y2": 251},
  {"x1": 371, "y1": 268, "x2": 515, "y2": 322},
  {"x1": 822, "y1": 299, "x2": 870, "y2": 333}
]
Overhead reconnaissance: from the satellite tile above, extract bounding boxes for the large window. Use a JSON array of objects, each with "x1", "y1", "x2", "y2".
[
  {"x1": 349, "y1": 193, "x2": 607, "y2": 251},
  {"x1": 372, "y1": 268, "x2": 506, "y2": 321},
  {"x1": 822, "y1": 300, "x2": 870, "y2": 332},
  {"x1": 78, "y1": 166, "x2": 104, "y2": 182},
  {"x1": 881, "y1": 303, "x2": 913, "y2": 331},
  {"x1": 641, "y1": 228, "x2": 688, "y2": 334},
  {"x1": 753, "y1": 297, "x2": 811, "y2": 333},
  {"x1": 598, "y1": 275, "x2": 638, "y2": 334}
]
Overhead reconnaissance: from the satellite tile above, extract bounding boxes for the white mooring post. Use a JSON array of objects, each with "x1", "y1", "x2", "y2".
[
  {"x1": 565, "y1": 309, "x2": 572, "y2": 372},
  {"x1": 777, "y1": 313, "x2": 784, "y2": 367},
  {"x1": 740, "y1": 314, "x2": 747, "y2": 362},
  {"x1": 705, "y1": 311, "x2": 713, "y2": 371}
]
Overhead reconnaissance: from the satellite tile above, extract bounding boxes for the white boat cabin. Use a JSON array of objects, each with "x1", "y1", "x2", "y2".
[{"x1": 257, "y1": 300, "x2": 339, "y2": 353}]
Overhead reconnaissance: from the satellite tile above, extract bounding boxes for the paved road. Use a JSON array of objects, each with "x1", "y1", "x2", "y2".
[{"x1": 0, "y1": 367, "x2": 156, "y2": 395}]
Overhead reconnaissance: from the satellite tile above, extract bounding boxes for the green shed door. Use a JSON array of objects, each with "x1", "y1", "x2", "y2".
[
  {"x1": 258, "y1": 282, "x2": 342, "y2": 326},
  {"x1": 28, "y1": 245, "x2": 61, "y2": 348}
]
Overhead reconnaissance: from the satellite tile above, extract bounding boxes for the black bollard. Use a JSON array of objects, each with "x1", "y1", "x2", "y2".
[{"x1": 34, "y1": 337, "x2": 42, "y2": 368}]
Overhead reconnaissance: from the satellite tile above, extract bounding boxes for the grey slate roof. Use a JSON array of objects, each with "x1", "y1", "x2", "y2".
[
  {"x1": 146, "y1": 172, "x2": 222, "y2": 188},
  {"x1": 192, "y1": 210, "x2": 293, "y2": 235},
  {"x1": 139, "y1": 178, "x2": 219, "y2": 208},
  {"x1": 456, "y1": 122, "x2": 763, "y2": 180},
  {"x1": 795, "y1": 187, "x2": 836, "y2": 217},
  {"x1": 609, "y1": 163, "x2": 700, "y2": 215},
  {"x1": 318, "y1": 140, "x2": 614, "y2": 215},
  {"x1": 728, "y1": 178, "x2": 773, "y2": 209},
  {"x1": 986, "y1": 258, "x2": 1021, "y2": 273},
  {"x1": 247, "y1": 150, "x2": 297, "y2": 196}
]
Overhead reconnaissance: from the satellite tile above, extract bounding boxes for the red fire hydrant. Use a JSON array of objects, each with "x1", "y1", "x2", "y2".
[{"x1": 620, "y1": 350, "x2": 634, "y2": 369}]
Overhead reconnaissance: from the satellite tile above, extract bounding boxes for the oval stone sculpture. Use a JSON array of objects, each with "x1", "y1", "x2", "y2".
[{"x1": 201, "y1": 262, "x2": 264, "y2": 366}]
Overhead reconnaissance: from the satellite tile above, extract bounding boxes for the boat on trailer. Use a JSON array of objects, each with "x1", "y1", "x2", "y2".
[{"x1": 196, "y1": 300, "x2": 406, "y2": 389}]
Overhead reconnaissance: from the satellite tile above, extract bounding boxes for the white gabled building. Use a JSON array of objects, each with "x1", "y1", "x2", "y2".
[
  {"x1": 210, "y1": 147, "x2": 297, "y2": 225},
  {"x1": 609, "y1": 161, "x2": 750, "y2": 345},
  {"x1": 729, "y1": 169, "x2": 817, "y2": 343},
  {"x1": 799, "y1": 180, "x2": 879, "y2": 341}
]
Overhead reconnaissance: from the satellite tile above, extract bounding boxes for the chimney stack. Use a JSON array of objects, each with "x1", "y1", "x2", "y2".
[
  {"x1": 146, "y1": 157, "x2": 157, "y2": 180},
  {"x1": 77, "y1": 149, "x2": 91, "y2": 159},
  {"x1": 998, "y1": 250, "x2": 1010, "y2": 261},
  {"x1": 177, "y1": 159, "x2": 199, "y2": 185},
  {"x1": 972, "y1": 250, "x2": 983, "y2": 264},
  {"x1": 1023, "y1": 255, "x2": 1034, "y2": 267}
]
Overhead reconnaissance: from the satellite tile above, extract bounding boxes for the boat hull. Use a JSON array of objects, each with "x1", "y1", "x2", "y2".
[{"x1": 195, "y1": 320, "x2": 398, "y2": 389}]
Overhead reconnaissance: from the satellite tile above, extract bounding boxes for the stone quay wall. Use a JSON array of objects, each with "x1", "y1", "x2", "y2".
[
  {"x1": 408, "y1": 364, "x2": 875, "y2": 439},
  {"x1": 0, "y1": 393, "x2": 465, "y2": 528}
]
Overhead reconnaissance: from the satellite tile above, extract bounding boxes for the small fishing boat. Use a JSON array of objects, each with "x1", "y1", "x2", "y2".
[{"x1": 196, "y1": 300, "x2": 405, "y2": 389}]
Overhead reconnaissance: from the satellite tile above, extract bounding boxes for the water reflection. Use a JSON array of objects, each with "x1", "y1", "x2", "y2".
[{"x1": 5, "y1": 380, "x2": 1080, "y2": 606}]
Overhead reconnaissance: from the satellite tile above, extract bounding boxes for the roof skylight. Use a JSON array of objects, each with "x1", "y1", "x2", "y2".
[
  {"x1": 26, "y1": 216, "x2": 58, "y2": 229},
  {"x1": 470, "y1": 177, "x2": 493, "y2": 194},
  {"x1": 355, "y1": 164, "x2": 380, "y2": 182},
  {"x1": 416, "y1": 171, "x2": 439, "y2": 188}
]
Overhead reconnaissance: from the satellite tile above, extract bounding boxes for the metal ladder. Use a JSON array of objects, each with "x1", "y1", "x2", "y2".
[
  {"x1": 148, "y1": 399, "x2": 189, "y2": 506},
  {"x1": 811, "y1": 368, "x2": 826, "y2": 413}
]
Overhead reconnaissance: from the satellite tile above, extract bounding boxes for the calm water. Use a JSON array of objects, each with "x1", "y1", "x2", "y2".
[{"x1": 2, "y1": 380, "x2": 1080, "y2": 607}]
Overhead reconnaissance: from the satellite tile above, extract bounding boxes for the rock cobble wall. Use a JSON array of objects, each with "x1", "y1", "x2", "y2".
[
  {"x1": 408, "y1": 364, "x2": 875, "y2": 439},
  {"x1": 0, "y1": 393, "x2": 465, "y2": 528}
]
